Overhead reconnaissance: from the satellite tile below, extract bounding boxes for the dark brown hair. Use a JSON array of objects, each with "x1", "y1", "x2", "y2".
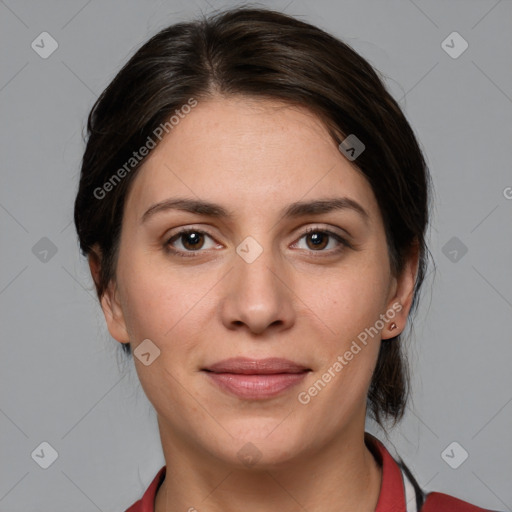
[{"x1": 74, "y1": 6, "x2": 432, "y2": 426}]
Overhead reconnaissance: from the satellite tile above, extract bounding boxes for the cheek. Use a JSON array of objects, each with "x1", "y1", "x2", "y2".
[
  {"x1": 299, "y1": 262, "x2": 390, "y2": 347},
  {"x1": 298, "y1": 273, "x2": 385, "y2": 415},
  {"x1": 117, "y1": 251, "x2": 217, "y2": 351},
  {"x1": 117, "y1": 259, "x2": 211, "y2": 413}
]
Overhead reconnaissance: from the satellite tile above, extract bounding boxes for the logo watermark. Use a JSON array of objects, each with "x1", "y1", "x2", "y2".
[
  {"x1": 93, "y1": 97, "x2": 198, "y2": 200},
  {"x1": 297, "y1": 302, "x2": 402, "y2": 405}
]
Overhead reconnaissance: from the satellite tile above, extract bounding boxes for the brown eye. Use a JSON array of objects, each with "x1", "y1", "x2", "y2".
[
  {"x1": 166, "y1": 229, "x2": 218, "y2": 255},
  {"x1": 180, "y1": 231, "x2": 205, "y2": 250},
  {"x1": 293, "y1": 228, "x2": 349, "y2": 254},
  {"x1": 305, "y1": 231, "x2": 329, "y2": 250}
]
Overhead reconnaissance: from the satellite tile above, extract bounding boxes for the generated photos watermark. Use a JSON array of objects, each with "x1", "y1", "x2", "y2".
[
  {"x1": 93, "y1": 97, "x2": 198, "y2": 200},
  {"x1": 297, "y1": 302, "x2": 402, "y2": 405}
]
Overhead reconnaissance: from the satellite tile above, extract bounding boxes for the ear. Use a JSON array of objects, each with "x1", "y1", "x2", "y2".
[
  {"x1": 381, "y1": 240, "x2": 420, "y2": 340},
  {"x1": 88, "y1": 245, "x2": 130, "y2": 345}
]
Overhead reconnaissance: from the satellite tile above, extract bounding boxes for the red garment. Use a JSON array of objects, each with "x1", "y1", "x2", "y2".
[{"x1": 125, "y1": 435, "x2": 496, "y2": 511}]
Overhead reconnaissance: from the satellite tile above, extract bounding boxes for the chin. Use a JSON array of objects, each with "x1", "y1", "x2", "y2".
[{"x1": 212, "y1": 417, "x2": 309, "y2": 467}]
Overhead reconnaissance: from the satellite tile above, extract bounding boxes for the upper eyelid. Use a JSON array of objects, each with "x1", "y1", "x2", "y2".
[{"x1": 167, "y1": 224, "x2": 346, "y2": 239}]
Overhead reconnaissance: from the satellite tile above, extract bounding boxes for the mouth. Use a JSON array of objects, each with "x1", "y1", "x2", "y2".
[{"x1": 201, "y1": 358, "x2": 311, "y2": 400}]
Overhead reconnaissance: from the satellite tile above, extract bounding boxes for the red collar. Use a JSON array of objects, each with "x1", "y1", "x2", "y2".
[
  {"x1": 366, "y1": 433, "x2": 409, "y2": 512},
  {"x1": 125, "y1": 465, "x2": 166, "y2": 512},
  {"x1": 125, "y1": 433, "x2": 408, "y2": 512}
]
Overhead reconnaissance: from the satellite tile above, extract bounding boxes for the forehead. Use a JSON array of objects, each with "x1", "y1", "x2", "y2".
[{"x1": 123, "y1": 96, "x2": 380, "y2": 223}]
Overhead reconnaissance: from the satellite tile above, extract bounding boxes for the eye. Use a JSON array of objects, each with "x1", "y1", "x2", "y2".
[
  {"x1": 293, "y1": 227, "x2": 349, "y2": 253},
  {"x1": 165, "y1": 226, "x2": 350, "y2": 257},
  {"x1": 166, "y1": 229, "x2": 219, "y2": 256}
]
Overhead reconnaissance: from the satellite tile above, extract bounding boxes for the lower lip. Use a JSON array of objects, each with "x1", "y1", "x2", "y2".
[{"x1": 204, "y1": 372, "x2": 309, "y2": 399}]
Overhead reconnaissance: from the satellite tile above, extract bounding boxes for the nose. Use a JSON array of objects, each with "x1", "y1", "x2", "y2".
[{"x1": 219, "y1": 244, "x2": 296, "y2": 336}]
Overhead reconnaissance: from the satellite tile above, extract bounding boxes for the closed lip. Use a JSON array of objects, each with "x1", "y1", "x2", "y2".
[{"x1": 202, "y1": 357, "x2": 311, "y2": 374}]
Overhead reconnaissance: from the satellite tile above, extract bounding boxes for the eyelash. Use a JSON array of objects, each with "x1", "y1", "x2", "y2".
[{"x1": 164, "y1": 226, "x2": 351, "y2": 258}]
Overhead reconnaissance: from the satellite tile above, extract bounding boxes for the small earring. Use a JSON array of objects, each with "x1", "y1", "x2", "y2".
[{"x1": 389, "y1": 322, "x2": 397, "y2": 331}]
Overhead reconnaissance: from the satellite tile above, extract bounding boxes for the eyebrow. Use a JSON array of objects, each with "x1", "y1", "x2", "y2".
[{"x1": 140, "y1": 197, "x2": 369, "y2": 224}]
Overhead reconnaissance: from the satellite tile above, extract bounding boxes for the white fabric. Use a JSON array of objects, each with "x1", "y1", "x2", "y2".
[{"x1": 401, "y1": 467, "x2": 418, "y2": 512}]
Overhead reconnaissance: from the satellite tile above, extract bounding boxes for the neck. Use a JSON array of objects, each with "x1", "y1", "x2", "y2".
[{"x1": 155, "y1": 424, "x2": 382, "y2": 512}]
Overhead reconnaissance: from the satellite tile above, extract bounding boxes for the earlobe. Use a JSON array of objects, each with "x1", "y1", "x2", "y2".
[
  {"x1": 99, "y1": 284, "x2": 131, "y2": 345},
  {"x1": 381, "y1": 304, "x2": 402, "y2": 340},
  {"x1": 88, "y1": 247, "x2": 130, "y2": 345},
  {"x1": 382, "y1": 241, "x2": 420, "y2": 340}
]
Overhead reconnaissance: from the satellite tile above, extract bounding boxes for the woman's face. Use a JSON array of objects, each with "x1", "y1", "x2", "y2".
[{"x1": 98, "y1": 96, "x2": 415, "y2": 467}]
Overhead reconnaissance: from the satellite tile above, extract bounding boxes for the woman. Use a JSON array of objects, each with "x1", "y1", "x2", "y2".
[{"x1": 74, "y1": 7, "x2": 499, "y2": 512}]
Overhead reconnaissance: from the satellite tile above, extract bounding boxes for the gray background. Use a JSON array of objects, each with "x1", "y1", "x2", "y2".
[{"x1": 1, "y1": 0, "x2": 511, "y2": 510}]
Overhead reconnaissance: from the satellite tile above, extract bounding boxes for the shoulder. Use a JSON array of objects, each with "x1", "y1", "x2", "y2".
[
  {"x1": 422, "y1": 491, "x2": 503, "y2": 512},
  {"x1": 365, "y1": 433, "x2": 501, "y2": 512}
]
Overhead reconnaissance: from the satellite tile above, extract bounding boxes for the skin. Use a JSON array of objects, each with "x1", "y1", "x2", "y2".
[{"x1": 89, "y1": 96, "x2": 418, "y2": 511}]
